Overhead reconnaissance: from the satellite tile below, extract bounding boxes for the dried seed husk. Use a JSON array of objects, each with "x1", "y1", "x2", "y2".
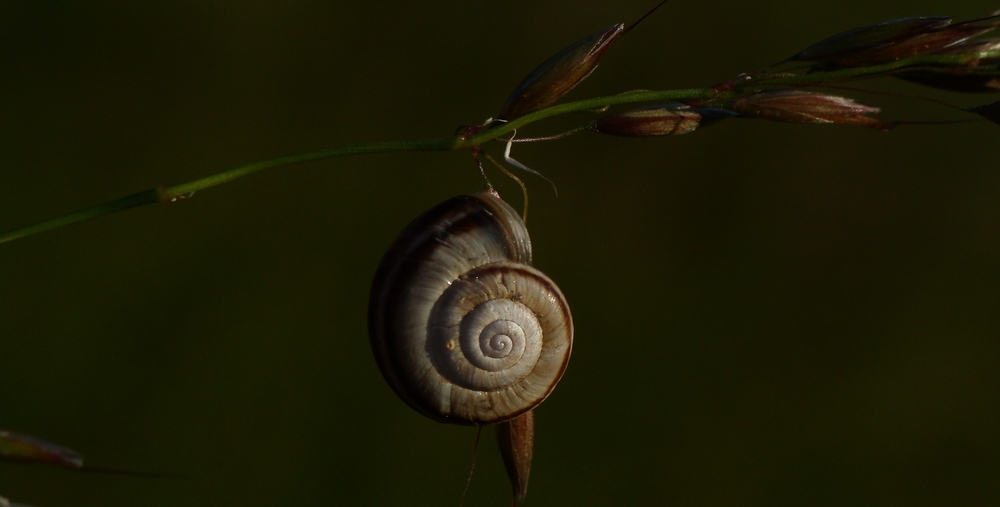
[
  {"x1": 591, "y1": 103, "x2": 736, "y2": 137},
  {"x1": 499, "y1": 24, "x2": 624, "y2": 120},
  {"x1": 792, "y1": 16, "x2": 952, "y2": 62},
  {"x1": 732, "y1": 90, "x2": 890, "y2": 130},
  {"x1": 497, "y1": 410, "x2": 535, "y2": 503}
]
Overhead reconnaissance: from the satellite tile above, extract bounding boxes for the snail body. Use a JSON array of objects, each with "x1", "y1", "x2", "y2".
[{"x1": 368, "y1": 192, "x2": 573, "y2": 425}]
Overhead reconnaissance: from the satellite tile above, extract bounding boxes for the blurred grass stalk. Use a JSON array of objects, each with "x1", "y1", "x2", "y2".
[
  {"x1": 1, "y1": 496, "x2": 35, "y2": 507},
  {"x1": 3, "y1": 6, "x2": 1000, "y2": 247},
  {"x1": 2, "y1": 41, "x2": 996, "y2": 247}
]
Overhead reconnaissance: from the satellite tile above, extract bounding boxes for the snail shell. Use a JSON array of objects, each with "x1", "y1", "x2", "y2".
[{"x1": 368, "y1": 192, "x2": 573, "y2": 425}]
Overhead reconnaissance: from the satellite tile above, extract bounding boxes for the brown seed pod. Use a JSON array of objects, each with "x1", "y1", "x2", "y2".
[
  {"x1": 591, "y1": 103, "x2": 737, "y2": 137},
  {"x1": 498, "y1": 24, "x2": 625, "y2": 121}
]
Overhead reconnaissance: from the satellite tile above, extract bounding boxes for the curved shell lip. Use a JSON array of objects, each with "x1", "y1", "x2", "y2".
[{"x1": 367, "y1": 192, "x2": 573, "y2": 426}]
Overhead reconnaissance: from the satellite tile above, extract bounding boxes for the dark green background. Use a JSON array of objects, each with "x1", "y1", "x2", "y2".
[{"x1": 2, "y1": 1, "x2": 998, "y2": 506}]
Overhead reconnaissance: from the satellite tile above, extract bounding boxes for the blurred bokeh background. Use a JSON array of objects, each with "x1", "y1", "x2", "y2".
[{"x1": 2, "y1": 1, "x2": 998, "y2": 506}]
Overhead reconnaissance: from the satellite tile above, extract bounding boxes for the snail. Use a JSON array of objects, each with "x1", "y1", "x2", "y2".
[{"x1": 368, "y1": 191, "x2": 573, "y2": 426}]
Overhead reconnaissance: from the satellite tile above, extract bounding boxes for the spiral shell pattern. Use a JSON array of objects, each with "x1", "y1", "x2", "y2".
[{"x1": 368, "y1": 192, "x2": 573, "y2": 425}]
